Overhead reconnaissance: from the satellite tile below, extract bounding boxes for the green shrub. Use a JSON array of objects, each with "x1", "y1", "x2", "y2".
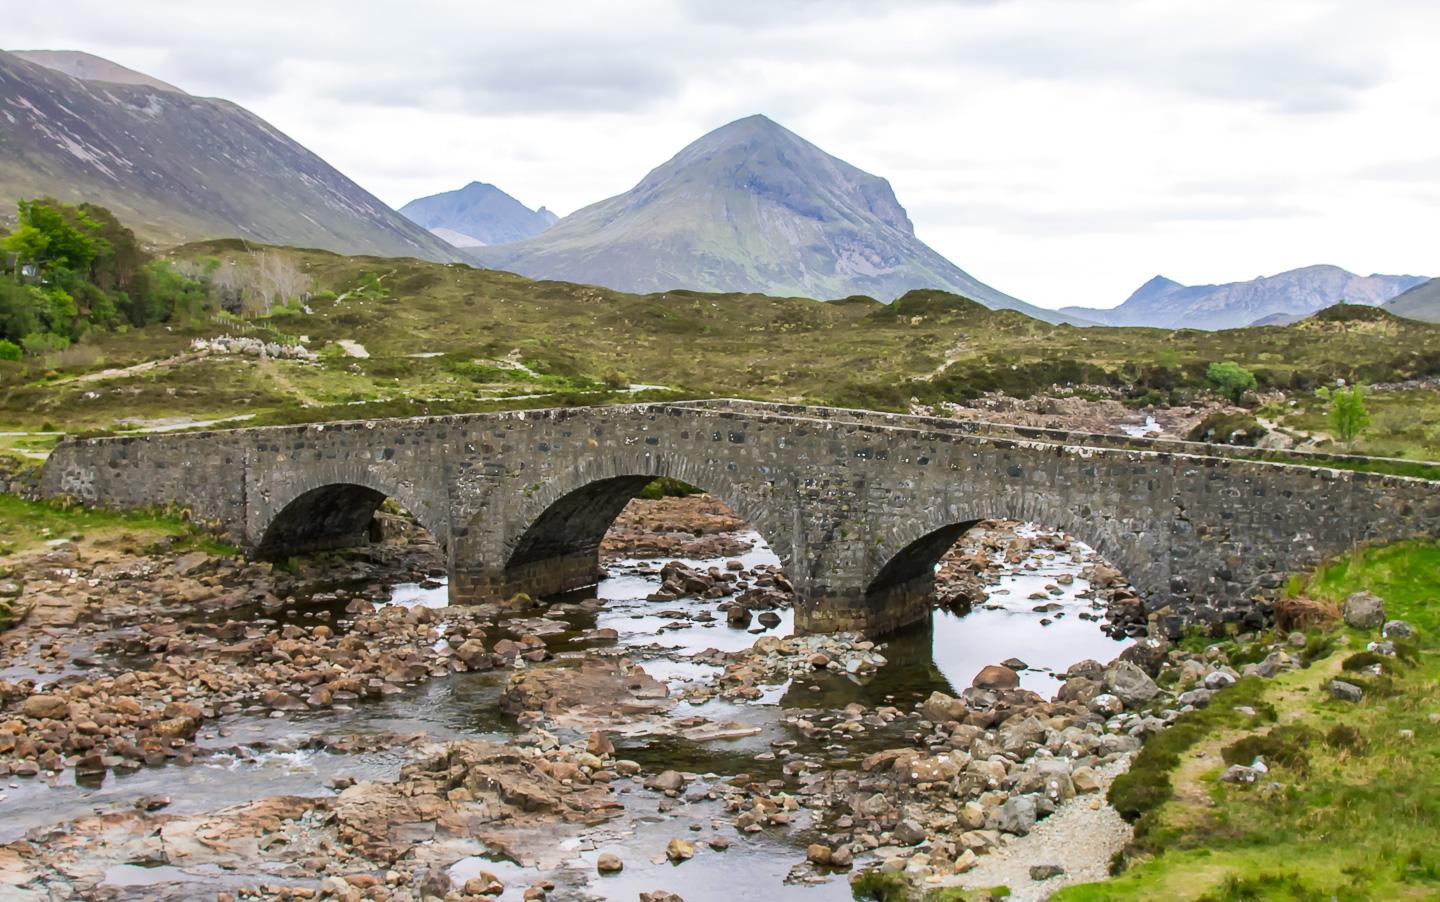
[
  {"x1": 850, "y1": 871, "x2": 910, "y2": 902},
  {"x1": 0, "y1": 339, "x2": 19, "y2": 361},
  {"x1": 1221, "y1": 725, "x2": 1315, "y2": 772},
  {"x1": 1188, "y1": 411, "x2": 1268, "y2": 446},
  {"x1": 1206, "y1": 361, "x2": 1258, "y2": 403},
  {"x1": 638, "y1": 477, "x2": 702, "y2": 500},
  {"x1": 21, "y1": 331, "x2": 69, "y2": 354}
]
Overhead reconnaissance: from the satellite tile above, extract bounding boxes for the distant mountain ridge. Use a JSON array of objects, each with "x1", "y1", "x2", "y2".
[
  {"x1": 1385, "y1": 278, "x2": 1440, "y2": 324},
  {"x1": 400, "y1": 181, "x2": 557, "y2": 247},
  {"x1": 467, "y1": 115, "x2": 1080, "y2": 324},
  {"x1": 0, "y1": 49, "x2": 457, "y2": 261},
  {"x1": 1062, "y1": 265, "x2": 1428, "y2": 330}
]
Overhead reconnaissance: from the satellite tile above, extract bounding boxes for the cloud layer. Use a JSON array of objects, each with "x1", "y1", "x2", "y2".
[{"x1": 10, "y1": 0, "x2": 1438, "y2": 308}]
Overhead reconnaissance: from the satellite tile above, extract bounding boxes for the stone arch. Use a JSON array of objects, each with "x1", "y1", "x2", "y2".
[
  {"x1": 455, "y1": 450, "x2": 788, "y2": 601},
  {"x1": 252, "y1": 465, "x2": 448, "y2": 558},
  {"x1": 858, "y1": 495, "x2": 1164, "y2": 636}
]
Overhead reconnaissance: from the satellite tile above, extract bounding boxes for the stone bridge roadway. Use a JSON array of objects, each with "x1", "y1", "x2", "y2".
[{"x1": 38, "y1": 400, "x2": 1440, "y2": 637}]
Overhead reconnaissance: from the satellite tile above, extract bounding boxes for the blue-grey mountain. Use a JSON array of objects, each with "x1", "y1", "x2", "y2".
[
  {"x1": 1063, "y1": 265, "x2": 1427, "y2": 330},
  {"x1": 400, "y1": 182, "x2": 557, "y2": 248},
  {"x1": 1385, "y1": 278, "x2": 1440, "y2": 324},
  {"x1": 468, "y1": 115, "x2": 1074, "y2": 323}
]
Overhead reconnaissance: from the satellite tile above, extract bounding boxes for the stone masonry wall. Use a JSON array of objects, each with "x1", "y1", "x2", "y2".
[{"x1": 39, "y1": 401, "x2": 1440, "y2": 636}]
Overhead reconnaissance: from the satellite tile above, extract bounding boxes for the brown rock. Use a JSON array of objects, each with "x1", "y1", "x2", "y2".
[
  {"x1": 666, "y1": 838, "x2": 695, "y2": 862},
  {"x1": 596, "y1": 852, "x2": 624, "y2": 873},
  {"x1": 20, "y1": 694, "x2": 68, "y2": 720},
  {"x1": 972, "y1": 664, "x2": 1020, "y2": 690}
]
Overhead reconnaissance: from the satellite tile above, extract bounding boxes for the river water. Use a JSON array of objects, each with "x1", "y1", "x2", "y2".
[{"x1": 3, "y1": 523, "x2": 1133, "y2": 899}]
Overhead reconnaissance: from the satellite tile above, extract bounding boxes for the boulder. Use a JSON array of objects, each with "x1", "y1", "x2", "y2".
[
  {"x1": 1103, "y1": 661, "x2": 1159, "y2": 707},
  {"x1": 919, "y1": 691, "x2": 967, "y2": 724},
  {"x1": 1070, "y1": 766, "x2": 1103, "y2": 794},
  {"x1": 996, "y1": 794, "x2": 1038, "y2": 835},
  {"x1": 1327, "y1": 679, "x2": 1364, "y2": 703},
  {"x1": 596, "y1": 853, "x2": 624, "y2": 873},
  {"x1": 972, "y1": 664, "x2": 1020, "y2": 690},
  {"x1": 1382, "y1": 620, "x2": 1416, "y2": 639},
  {"x1": 666, "y1": 838, "x2": 695, "y2": 862},
  {"x1": 1203, "y1": 670, "x2": 1238, "y2": 691},
  {"x1": 892, "y1": 818, "x2": 927, "y2": 846},
  {"x1": 1343, "y1": 592, "x2": 1385, "y2": 630},
  {"x1": 1117, "y1": 637, "x2": 1168, "y2": 676},
  {"x1": 644, "y1": 770, "x2": 688, "y2": 793},
  {"x1": 20, "y1": 694, "x2": 69, "y2": 720}
]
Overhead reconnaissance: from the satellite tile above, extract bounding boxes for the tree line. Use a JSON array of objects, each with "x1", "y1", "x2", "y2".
[{"x1": 0, "y1": 198, "x2": 310, "y2": 360}]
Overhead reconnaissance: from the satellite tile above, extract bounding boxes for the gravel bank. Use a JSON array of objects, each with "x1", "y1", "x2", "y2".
[{"x1": 933, "y1": 760, "x2": 1133, "y2": 901}]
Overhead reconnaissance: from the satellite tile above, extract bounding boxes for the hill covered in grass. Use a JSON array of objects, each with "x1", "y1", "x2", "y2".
[{"x1": 3, "y1": 241, "x2": 1440, "y2": 443}]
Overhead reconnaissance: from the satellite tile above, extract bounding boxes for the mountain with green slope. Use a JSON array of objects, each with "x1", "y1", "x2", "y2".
[
  {"x1": 0, "y1": 49, "x2": 458, "y2": 261},
  {"x1": 468, "y1": 115, "x2": 1079, "y2": 323}
]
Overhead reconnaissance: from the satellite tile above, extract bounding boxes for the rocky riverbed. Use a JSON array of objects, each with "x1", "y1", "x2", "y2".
[{"x1": 0, "y1": 493, "x2": 1300, "y2": 901}]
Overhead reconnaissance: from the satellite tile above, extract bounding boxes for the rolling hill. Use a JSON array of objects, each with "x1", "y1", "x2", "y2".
[{"x1": 0, "y1": 49, "x2": 457, "y2": 261}]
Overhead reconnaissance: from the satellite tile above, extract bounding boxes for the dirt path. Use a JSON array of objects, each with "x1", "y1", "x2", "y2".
[
  {"x1": 44, "y1": 352, "x2": 203, "y2": 386},
  {"x1": 258, "y1": 356, "x2": 322, "y2": 408}
]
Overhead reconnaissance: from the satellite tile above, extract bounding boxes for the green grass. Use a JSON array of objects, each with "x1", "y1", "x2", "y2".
[
  {"x1": 3, "y1": 242, "x2": 1440, "y2": 444},
  {"x1": 1279, "y1": 387, "x2": 1440, "y2": 462},
  {"x1": 0, "y1": 493, "x2": 235, "y2": 558},
  {"x1": 1054, "y1": 538, "x2": 1440, "y2": 901}
]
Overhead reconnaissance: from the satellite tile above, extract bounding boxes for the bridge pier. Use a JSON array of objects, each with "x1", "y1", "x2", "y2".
[
  {"x1": 449, "y1": 551, "x2": 604, "y2": 603},
  {"x1": 794, "y1": 575, "x2": 935, "y2": 638}
]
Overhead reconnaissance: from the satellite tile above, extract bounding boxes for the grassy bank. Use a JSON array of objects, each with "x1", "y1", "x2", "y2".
[
  {"x1": 1054, "y1": 539, "x2": 1440, "y2": 901},
  {"x1": 0, "y1": 493, "x2": 234, "y2": 560}
]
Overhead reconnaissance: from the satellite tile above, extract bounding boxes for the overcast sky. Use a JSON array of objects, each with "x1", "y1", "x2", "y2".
[{"x1": 10, "y1": 0, "x2": 1439, "y2": 308}]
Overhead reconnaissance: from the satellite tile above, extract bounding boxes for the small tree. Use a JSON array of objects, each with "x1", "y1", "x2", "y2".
[
  {"x1": 1206, "y1": 361, "x2": 1257, "y2": 404},
  {"x1": 1316, "y1": 383, "x2": 1371, "y2": 447}
]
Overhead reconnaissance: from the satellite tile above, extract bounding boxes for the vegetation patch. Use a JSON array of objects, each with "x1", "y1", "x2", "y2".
[
  {"x1": 1056, "y1": 538, "x2": 1440, "y2": 900},
  {"x1": 0, "y1": 493, "x2": 234, "y2": 559}
]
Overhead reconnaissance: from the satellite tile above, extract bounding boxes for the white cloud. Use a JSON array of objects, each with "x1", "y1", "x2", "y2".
[{"x1": 8, "y1": 0, "x2": 1438, "y2": 307}]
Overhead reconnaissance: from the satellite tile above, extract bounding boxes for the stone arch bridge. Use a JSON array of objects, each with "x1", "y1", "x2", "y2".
[{"x1": 39, "y1": 400, "x2": 1440, "y2": 637}]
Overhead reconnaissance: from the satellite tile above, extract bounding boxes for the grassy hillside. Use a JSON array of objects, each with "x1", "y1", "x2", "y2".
[
  {"x1": 1055, "y1": 539, "x2": 1440, "y2": 901},
  {"x1": 2, "y1": 243, "x2": 1440, "y2": 448}
]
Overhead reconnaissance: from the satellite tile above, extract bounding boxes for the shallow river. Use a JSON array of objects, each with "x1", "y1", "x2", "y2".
[{"x1": 4, "y1": 526, "x2": 1133, "y2": 899}]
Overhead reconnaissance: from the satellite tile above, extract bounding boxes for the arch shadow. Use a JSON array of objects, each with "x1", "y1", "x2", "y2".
[
  {"x1": 255, "y1": 475, "x2": 447, "y2": 560},
  {"x1": 458, "y1": 462, "x2": 787, "y2": 603}
]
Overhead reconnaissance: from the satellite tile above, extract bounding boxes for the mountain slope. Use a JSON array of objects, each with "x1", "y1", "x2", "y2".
[
  {"x1": 1062, "y1": 265, "x2": 1427, "y2": 330},
  {"x1": 1385, "y1": 278, "x2": 1440, "y2": 323},
  {"x1": 11, "y1": 50, "x2": 187, "y2": 93},
  {"x1": 467, "y1": 115, "x2": 1077, "y2": 323},
  {"x1": 400, "y1": 181, "x2": 556, "y2": 247},
  {"x1": 0, "y1": 49, "x2": 457, "y2": 260}
]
